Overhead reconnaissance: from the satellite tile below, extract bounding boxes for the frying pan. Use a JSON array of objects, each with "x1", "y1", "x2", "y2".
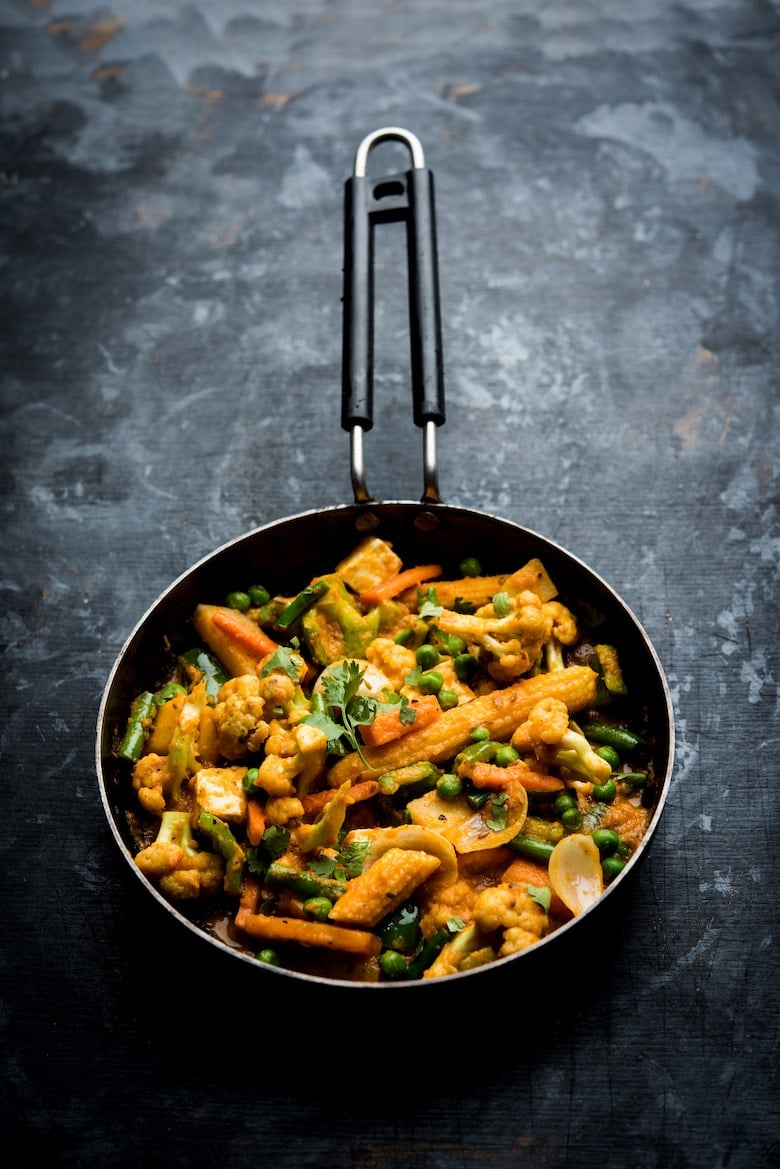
[{"x1": 96, "y1": 128, "x2": 674, "y2": 993}]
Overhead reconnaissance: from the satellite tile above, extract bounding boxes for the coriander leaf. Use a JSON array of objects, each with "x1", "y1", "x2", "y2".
[
  {"x1": 526, "y1": 883, "x2": 552, "y2": 912},
  {"x1": 486, "y1": 792, "x2": 509, "y2": 832},
  {"x1": 338, "y1": 840, "x2": 370, "y2": 878},
  {"x1": 310, "y1": 856, "x2": 336, "y2": 878},
  {"x1": 261, "y1": 644, "x2": 305, "y2": 680},
  {"x1": 419, "y1": 587, "x2": 442, "y2": 620}
]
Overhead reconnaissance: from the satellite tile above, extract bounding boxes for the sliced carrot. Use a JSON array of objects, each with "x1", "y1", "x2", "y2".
[
  {"x1": 502, "y1": 855, "x2": 571, "y2": 921},
  {"x1": 518, "y1": 770, "x2": 565, "y2": 793},
  {"x1": 464, "y1": 760, "x2": 564, "y2": 793},
  {"x1": 301, "y1": 779, "x2": 381, "y2": 816},
  {"x1": 360, "y1": 694, "x2": 441, "y2": 748},
  {"x1": 193, "y1": 604, "x2": 280, "y2": 677},
  {"x1": 246, "y1": 798, "x2": 266, "y2": 846},
  {"x1": 359, "y1": 563, "x2": 442, "y2": 608},
  {"x1": 238, "y1": 913, "x2": 382, "y2": 956}
]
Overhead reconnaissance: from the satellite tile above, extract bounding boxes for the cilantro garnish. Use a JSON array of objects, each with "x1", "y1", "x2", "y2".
[
  {"x1": 486, "y1": 792, "x2": 509, "y2": 831},
  {"x1": 261, "y1": 641, "x2": 305, "y2": 681},
  {"x1": 303, "y1": 659, "x2": 415, "y2": 767},
  {"x1": 418, "y1": 586, "x2": 443, "y2": 620},
  {"x1": 526, "y1": 883, "x2": 552, "y2": 912}
]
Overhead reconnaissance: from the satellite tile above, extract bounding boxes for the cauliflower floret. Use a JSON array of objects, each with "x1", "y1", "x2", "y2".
[
  {"x1": 264, "y1": 795, "x2": 305, "y2": 825},
  {"x1": 134, "y1": 811, "x2": 224, "y2": 900},
  {"x1": 213, "y1": 675, "x2": 270, "y2": 760},
  {"x1": 366, "y1": 637, "x2": 417, "y2": 691},
  {"x1": 436, "y1": 590, "x2": 548, "y2": 681},
  {"x1": 541, "y1": 600, "x2": 578, "y2": 670},
  {"x1": 511, "y1": 697, "x2": 611, "y2": 790},
  {"x1": 472, "y1": 883, "x2": 547, "y2": 956},
  {"x1": 131, "y1": 752, "x2": 170, "y2": 815},
  {"x1": 255, "y1": 720, "x2": 328, "y2": 798},
  {"x1": 194, "y1": 765, "x2": 248, "y2": 822}
]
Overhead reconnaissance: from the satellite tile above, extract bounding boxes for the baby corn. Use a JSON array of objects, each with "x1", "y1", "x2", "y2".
[{"x1": 327, "y1": 664, "x2": 599, "y2": 786}]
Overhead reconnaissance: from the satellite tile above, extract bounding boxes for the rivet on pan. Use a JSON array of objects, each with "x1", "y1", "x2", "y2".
[
  {"x1": 355, "y1": 511, "x2": 381, "y2": 532},
  {"x1": 414, "y1": 510, "x2": 440, "y2": 533}
]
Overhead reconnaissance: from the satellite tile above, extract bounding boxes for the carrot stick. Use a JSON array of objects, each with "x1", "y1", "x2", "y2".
[
  {"x1": 360, "y1": 694, "x2": 441, "y2": 748},
  {"x1": 301, "y1": 779, "x2": 381, "y2": 815},
  {"x1": 237, "y1": 913, "x2": 382, "y2": 956},
  {"x1": 246, "y1": 798, "x2": 266, "y2": 846},
  {"x1": 210, "y1": 607, "x2": 279, "y2": 657},
  {"x1": 359, "y1": 563, "x2": 442, "y2": 608},
  {"x1": 193, "y1": 604, "x2": 280, "y2": 677}
]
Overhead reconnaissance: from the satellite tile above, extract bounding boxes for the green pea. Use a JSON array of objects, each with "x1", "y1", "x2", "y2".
[
  {"x1": 303, "y1": 897, "x2": 333, "y2": 922},
  {"x1": 469, "y1": 725, "x2": 491, "y2": 742},
  {"x1": 454, "y1": 653, "x2": 478, "y2": 682},
  {"x1": 418, "y1": 670, "x2": 444, "y2": 695},
  {"x1": 242, "y1": 767, "x2": 260, "y2": 792},
  {"x1": 226, "y1": 590, "x2": 251, "y2": 611},
  {"x1": 596, "y1": 745, "x2": 620, "y2": 769},
  {"x1": 554, "y1": 791, "x2": 577, "y2": 816},
  {"x1": 379, "y1": 949, "x2": 408, "y2": 979},
  {"x1": 256, "y1": 949, "x2": 281, "y2": 966},
  {"x1": 378, "y1": 949, "x2": 409, "y2": 977},
  {"x1": 444, "y1": 634, "x2": 467, "y2": 657},
  {"x1": 561, "y1": 807, "x2": 582, "y2": 830},
  {"x1": 416, "y1": 643, "x2": 441, "y2": 670},
  {"x1": 438, "y1": 688, "x2": 459, "y2": 710},
  {"x1": 602, "y1": 856, "x2": 625, "y2": 880},
  {"x1": 460, "y1": 557, "x2": 482, "y2": 577},
  {"x1": 592, "y1": 780, "x2": 617, "y2": 803},
  {"x1": 592, "y1": 828, "x2": 620, "y2": 856},
  {"x1": 436, "y1": 774, "x2": 462, "y2": 801},
  {"x1": 248, "y1": 584, "x2": 271, "y2": 606},
  {"x1": 494, "y1": 745, "x2": 519, "y2": 767}
]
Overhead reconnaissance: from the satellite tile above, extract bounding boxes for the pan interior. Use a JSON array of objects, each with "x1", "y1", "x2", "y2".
[{"x1": 97, "y1": 500, "x2": 674, "y2": 988}]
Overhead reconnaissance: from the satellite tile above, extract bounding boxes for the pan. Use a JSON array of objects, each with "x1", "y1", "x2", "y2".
[{"x1": 96, "y1": 128, "x2": 674, "y2": 993}]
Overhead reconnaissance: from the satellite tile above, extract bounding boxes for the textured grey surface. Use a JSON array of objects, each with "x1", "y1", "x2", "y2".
[{"x1": 1, "y1": 2, "x2": 778, "y2": 1167}]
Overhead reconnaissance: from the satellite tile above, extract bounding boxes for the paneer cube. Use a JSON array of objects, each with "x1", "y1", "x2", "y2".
[{"x1": 194, "y1": 766, "x2": 248, "y2": 822}]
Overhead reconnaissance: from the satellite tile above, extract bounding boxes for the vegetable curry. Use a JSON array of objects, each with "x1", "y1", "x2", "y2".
[{"x1": 118, "y1": 537, "x2": 657, "y2": 982}]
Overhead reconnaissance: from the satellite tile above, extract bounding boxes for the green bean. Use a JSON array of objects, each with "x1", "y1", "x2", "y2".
[
  {"x1": 275, "y1": 579, "x2": 330, "y2": 629},
  {"x1": 582, "y1": 721, "x2": 643, "y2": 751},
  {"x1": 379, "y1": 902, "x2": 421, "y2": 953},
  {"x1": 508, "y1": 834, "x2": 555, "y2": 863},
  {"x1": 118, "y1": 691, "x2": 155, "y2": 762}
]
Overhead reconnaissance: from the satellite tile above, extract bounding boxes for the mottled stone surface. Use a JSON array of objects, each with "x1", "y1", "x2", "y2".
[{"x1": 1, "y1": 1, "x2": 777, "y2": 1167}]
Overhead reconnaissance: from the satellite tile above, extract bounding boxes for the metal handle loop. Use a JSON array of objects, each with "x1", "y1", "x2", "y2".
[{"x1": 342, "y1": 127, "x2": 445, "y2": 504}]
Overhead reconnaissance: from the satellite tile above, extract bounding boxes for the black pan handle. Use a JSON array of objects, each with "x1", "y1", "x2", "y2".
[{"x1": 342, "y1": 127, "x2": 445, "y2": 504}]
